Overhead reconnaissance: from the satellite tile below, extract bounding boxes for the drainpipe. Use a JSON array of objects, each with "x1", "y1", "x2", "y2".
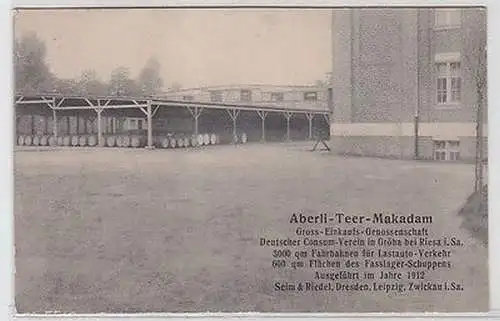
[{"x1": 414, "y1": 8, "x2": 421, "y2": 160}]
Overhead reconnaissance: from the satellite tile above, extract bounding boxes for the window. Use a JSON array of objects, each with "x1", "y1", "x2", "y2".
[
  {"x1": 127, "y1": 119, "x2": 139, "y2": 130},
  {"x1": 183, "y1": 95, "x2": 194, "y2": 101},
  {"x1": 436, "y1": 61, "x2": 461, "y2": 104},
  {"x1": 240, "y1": 90, "x2": 252, "y2": 101},
  {"x1": 434, "y1": 140, "x2": 460, "y2": 161},
  {"x1": 304, "y1": 91, "x2": 318, "y2": 101},
  {"x1": 270, "y1": 92, "x2": 284, "y2": 101},
  {"x1": 127, "y1": 118, "x2": 148, "y2": 130},
  {"x1": 435, "y1": 9, "x2": 461, "y2": 28},
  {"x1": 210, "y1": 90, "x2": 223, "y2": 102}
]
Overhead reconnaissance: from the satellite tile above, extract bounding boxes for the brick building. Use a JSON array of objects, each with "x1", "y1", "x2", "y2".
[{"x1": 330, "y1": 8, "x2": 487, "y2": 161}]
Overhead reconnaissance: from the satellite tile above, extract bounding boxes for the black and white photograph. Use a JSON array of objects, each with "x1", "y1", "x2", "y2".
[{"x1": 13, "y1": 6, "x2": 488, "y2": 314}]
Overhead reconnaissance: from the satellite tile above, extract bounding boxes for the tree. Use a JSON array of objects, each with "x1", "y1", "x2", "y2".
[
  {"x1": 108, "y1": 66, "x2": 139, "y2": 96},
  {"x1": 77, "y1": 69, "x2": 107, "y2": 96},
  {"x1": 53, "y1": 78, "x2": 79, "y2": 95},
  {"x1": 137, "y1": 57, "x2": 164, "y2": 96},
  {"x1": 14, "y1": 32, "x2": 54, "y2": 94},
  {"x1": 463, "y1": 9, "x2": 487, "y2": 193}
]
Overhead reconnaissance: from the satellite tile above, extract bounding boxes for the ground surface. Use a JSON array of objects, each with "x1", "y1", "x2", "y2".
[{"x1": 14, "y1": 142, "x2": 489, "y2": 313}]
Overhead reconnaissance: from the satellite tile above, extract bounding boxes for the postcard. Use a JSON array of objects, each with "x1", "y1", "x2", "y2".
[{"x1": 13, "y1": 7, "x2": 488, "y2": 314}]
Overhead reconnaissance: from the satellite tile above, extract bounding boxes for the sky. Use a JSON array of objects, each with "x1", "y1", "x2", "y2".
[{"x1": 13, "y1": 8, "x2": 333, "y2": 89}]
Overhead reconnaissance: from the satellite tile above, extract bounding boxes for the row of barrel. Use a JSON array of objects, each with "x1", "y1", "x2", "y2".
[{"x1": 16, "y1": 132, "x2": 249, "y2": 148}]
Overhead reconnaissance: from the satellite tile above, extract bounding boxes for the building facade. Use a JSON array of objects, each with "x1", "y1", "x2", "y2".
[
  {"x1": 161, "y1": 84, "x2": 328, "y2": 111},
  {"x1": 330, "y1": 8, "x2": 487, "y2": 161}
]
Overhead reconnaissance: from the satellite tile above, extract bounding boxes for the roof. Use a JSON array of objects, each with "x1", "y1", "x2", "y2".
[
  {"x1": 164, "y1": 83, "x2": 326, "y2": 94},
  {"x1": 15, "y1": 93, "x2": 329, "y2": 114}
]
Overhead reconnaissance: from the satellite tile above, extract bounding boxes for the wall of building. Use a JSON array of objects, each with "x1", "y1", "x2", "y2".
[
  {"x1": 330, "y1": 8, "x2": 487, "y2": 162},
  {"x1": 164, "y1": 85, "x2": 329, "y2": 111}
]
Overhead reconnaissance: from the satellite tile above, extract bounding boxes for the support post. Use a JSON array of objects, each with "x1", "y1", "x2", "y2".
[
  {"x1": 147, "y1": 100, "x2": 153, "y2": 148},
  {"x1": 226, "y1": 109, "x2": 240, "y2": 144},
  {"x1": 194, "y1": 108, "x2": 199, "y2": 136},
  {"x1": 52, "y1": 109, "x2": 58, "y2": 141},
  {"x1": 283, "y1": 112, "x2": 292, "y2": 142},
  {"x1": 76, "y1": 113, "x2": 80, "y2": 134},
  {"x1": 187, "y1": 106, "x2": 203, "y2": 136},
  {"x1": 257, "y1": 110, "x2": 268, "y2": 142},
  {"x1": 233, "y1": 115, "x2": 237, "y2": 143},
  {"x1": 306, "y1": 113, "x2": 314, "y2": 140},
  {"x1": 96, "y1": 101, "x2": 103, "y2": 146}
]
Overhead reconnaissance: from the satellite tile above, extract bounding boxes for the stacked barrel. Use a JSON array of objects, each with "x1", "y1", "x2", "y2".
[
  {"x1": 16, "y1": 131, "x2": 248, "y2": 148},
  {"x1": 153, "y1": 132, "x2": 223, "y2": 149}
]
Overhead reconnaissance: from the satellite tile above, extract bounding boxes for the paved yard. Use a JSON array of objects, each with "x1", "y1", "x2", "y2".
[{"x1": 14, "y1": 143, "x2": 489, "y2": 313}]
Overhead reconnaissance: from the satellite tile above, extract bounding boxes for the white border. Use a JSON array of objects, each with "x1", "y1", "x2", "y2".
[{"x1": 3, "y1": 1, "x2": 498, "y2": 320}]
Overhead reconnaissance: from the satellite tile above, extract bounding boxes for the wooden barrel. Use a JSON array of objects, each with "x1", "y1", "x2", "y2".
[
  {"x1": 32, "y1": 135, "x2": 40, "y2": 146},
  {"x1": 57, "y1": 136, "x2": 63, "y2": 146},
  {"x1": 203, "y1": 133, "x2": 210, "y2": 145},
  {"x1": 88, "y1": 135, "x2": 97, "y2": 147},
  {"x1": 160, "y1": 137, "x2": 169, "y2": 149},
  {"x1": 176, "y1": 137, "x2": 184, "y2": 148},
  {"x1": 210, "y1": 133, "x2": 217, "y2": 145},
  {"x1": 197, "y1": 134, "x2": 204, "y2": 146},
  {"x1": 131, "y1": 136, "x2": 143, "y2": 148},
  {"x1": 122, "y1": 136, "x2": 131, "y2": 148},
  {"x1": 106, "y1": 136, "x2": 116, "y2": 147},
  {"x1": 115, "y1": 136, "x2": 123, "y2": 147},
  {"x1": 48, "y1": 136, "x2": 57, "y2": 146},
  {"x1": 78, "y1": 135, "x2": 87, "y2": 146},
  {"x1": 63, "y1": 136, "x2": 71, "y2": 146},
  {"x1": 24, "y1": 135, "x2": 33, "y2": 146},
  {"x1": 71, "y1": 135, "x2": 79, "y2": 146},
  {"x1": 183, "y1": 137, "x2": 189, "y2": 147},
  {"x1": 191, "y1": 135, "x2": 198, "y2": 147},
  {"x1": 40, "y1": 135, "x2": 49, "y2": 146},
  {"x1": 241, "y1": 133, "x2": 248, "y2": 144},
  {"x1": 169, "y1": 137, "x2": 177, "y2": 148},
  {"x1": 17, "y1": 135, "x2": 25, "y2": 146}
]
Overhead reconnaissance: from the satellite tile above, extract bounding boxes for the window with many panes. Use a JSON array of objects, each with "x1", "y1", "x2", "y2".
[
  {"x1": 270, "y1": 92, "x2": 284, "y2": 101},
  {"x1": 210, "y1": 90, "x2": 223, "y2": 102},
  {"x1": 128, "y1": 119, "x2": 139, "y2": 130},
  {"x1": 304, "y1": 91, "x2": 318, "y2": 101},
  {"x1": 240, "y1": 89, "x2": 252, "y2": 101},
  {"x1": 127, "y1": 118, "x2": 148, "y2": 131},
  {"x1": 436, "y1": 61, "x2": 461, "y2": 104},
  {"x1": 435, "y1": 9, "x2": 461, "y2": 28},
  {"x1": 434, "y1": 140, "x2": 460, "y2": 161}
]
